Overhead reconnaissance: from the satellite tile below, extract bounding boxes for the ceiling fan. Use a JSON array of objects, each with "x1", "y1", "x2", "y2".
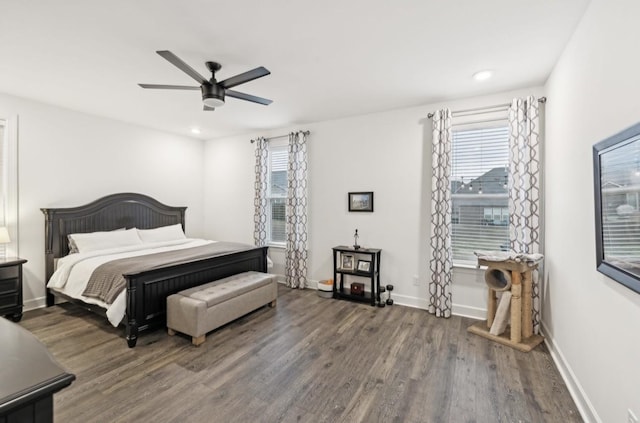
[{"x1": 139, "y1": 50, "x2": 272, "y2": 111}]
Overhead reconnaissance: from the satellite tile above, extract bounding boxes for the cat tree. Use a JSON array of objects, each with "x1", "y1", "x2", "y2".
[{"x1": 467, "y1": 257, "x2": 544, "y2": 352}]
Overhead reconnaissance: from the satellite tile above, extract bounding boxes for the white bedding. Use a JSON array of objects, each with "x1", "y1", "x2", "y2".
[{"x1": 48, "y1": 239, "x2": 215, "y2": 327}]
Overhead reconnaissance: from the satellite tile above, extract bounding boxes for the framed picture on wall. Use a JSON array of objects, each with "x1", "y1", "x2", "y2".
[
  {"x1": 593, "y1": 121, "x2": 640, "y2": 294},
  {"x1": 348, "y1": 192, "x2": 374, "y2": 212}
]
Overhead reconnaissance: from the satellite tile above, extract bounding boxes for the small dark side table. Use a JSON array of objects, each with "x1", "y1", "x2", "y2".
[{"x1": 0, "y1": 258, "x2": 27, "y2": 322}]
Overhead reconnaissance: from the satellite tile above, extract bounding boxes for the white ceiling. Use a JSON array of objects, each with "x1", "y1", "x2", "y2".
[{"x1": 0, "y1": 0, "x2": 590, "y2": 140}]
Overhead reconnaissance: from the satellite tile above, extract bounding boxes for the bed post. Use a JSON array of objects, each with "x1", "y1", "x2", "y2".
[
  {"x1": 41, "y1": 209, "x2": 56, "y2": 306},
  {"x1": 125, "y1": 278, "x2": 138, "y2": 348}
]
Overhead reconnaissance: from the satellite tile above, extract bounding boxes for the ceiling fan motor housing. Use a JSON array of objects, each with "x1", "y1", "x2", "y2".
[{"x1": 201, "y1": 84, "x2": 225, "y2": 107}]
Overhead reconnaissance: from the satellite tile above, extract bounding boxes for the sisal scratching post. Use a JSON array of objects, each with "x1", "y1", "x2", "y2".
[
  {"x1": 521, "y1": 270, "x2": 533, "y2": 339},
  {"x1": 510, "y1": 271, "x2": 522, "y2": 344}
]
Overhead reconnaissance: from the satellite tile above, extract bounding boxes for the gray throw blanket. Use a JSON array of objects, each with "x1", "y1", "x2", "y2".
[{"x1": 82, "y1": 242, "x2": 255, "y2": 304}]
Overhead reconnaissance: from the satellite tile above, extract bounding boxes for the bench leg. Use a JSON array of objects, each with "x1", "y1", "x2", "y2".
[
  {"x1": 269, "y1": 299, "x2": 277, "y2": 308},
  {"x1": 192, "y1": 335, "x2": 206, "y2": 346},
  {"x1": 168, "y1": 328, "x2": 176, "y2": 336}
]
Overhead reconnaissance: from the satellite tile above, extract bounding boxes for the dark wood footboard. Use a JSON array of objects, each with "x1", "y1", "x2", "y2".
[{"x1": 124, "y1": 246, "x2": 267, "y2": 347}]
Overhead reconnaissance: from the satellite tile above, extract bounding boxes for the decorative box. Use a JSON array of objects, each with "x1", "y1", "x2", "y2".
[{"x1": 350, "y1": 282, "x2": 365, "y2": 296}]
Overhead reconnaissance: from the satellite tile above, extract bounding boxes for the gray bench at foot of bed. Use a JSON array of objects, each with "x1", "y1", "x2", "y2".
[{"x1": 166, "y1": 271, "x2": 278, "y2": 346}]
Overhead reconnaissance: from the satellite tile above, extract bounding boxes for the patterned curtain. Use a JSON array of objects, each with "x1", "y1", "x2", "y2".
[
  {"x1": 285, "y1": 131, "x2": 308, "y2": 288},
  {"x1": 429, "y1": 109, "x2": 453, "y2": 318},
  {"x1": 253, "y1": 137, "x2": 268, "y2": 247},
  {"x1": 508, "y1": 96, "x2": 542, "y2": 334}
]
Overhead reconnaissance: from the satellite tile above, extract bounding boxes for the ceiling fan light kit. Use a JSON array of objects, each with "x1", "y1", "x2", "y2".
[
  {"x1": 202, "y1": 84, "x2": 225, "y2": 108},
  {"x1": 139, "y1": 51, "x2": 272, "y2": 111}
]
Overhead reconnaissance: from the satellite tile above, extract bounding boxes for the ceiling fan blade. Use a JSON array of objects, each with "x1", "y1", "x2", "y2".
[
  {"x1": 226, "y1": 90, "x2": 272, "y2": 105},
  {"x1": 156, "y1": 50, "x2": 208, "y2": 85},
  {"x1": 203, "y1": 105, "x2": 215, "y2": 111},
  {"x1": 138, "y1": 83, "x2": 200, "y2": 90},
  {"x1": 219, "y1": 67, "x2": 270, "y2": 89}
]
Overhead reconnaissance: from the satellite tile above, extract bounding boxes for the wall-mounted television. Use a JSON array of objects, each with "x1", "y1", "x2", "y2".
[{"x1": 593, "y1": 121, "x2": 640, "y2": 294}]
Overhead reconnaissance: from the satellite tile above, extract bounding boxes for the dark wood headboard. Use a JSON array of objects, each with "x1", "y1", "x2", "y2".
[{"x1": 41, "y1": 193, "x2": 186, "y2": 282}]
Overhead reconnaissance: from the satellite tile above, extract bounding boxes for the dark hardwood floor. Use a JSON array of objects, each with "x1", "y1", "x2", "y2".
[{"x1": 20, "y1": 286, "x2": 582, "y2": 423}]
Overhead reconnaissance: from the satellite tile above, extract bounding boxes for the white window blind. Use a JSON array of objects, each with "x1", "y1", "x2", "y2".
[
  {"x1": 267, "y1": 144, "x2": 287, "y2": 244},
  {"x1": 451, "y1": 125, "x2": 510, "y2": 264},
  {"x1": 599, "y1": 138, "x2": 640, "y2": 265}
]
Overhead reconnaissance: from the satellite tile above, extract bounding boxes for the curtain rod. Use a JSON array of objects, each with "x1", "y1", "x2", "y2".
[
  {"x1": 426, "y1": 97, "x2": 546, "y2": 119},
  {"x1": 250, "y1": 130, "x2": 310, "y2": 143}
]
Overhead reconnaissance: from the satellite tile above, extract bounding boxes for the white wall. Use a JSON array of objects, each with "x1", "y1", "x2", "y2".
[
  {"x1": 204, "y1": 86, "x2": 542, "y2": 317},
  {"x1": 544, "y1": 0, "x2": 640, "y2": 422},
  {"x1": 0, "y1": 93, "x2": 205, "y2": 310}
]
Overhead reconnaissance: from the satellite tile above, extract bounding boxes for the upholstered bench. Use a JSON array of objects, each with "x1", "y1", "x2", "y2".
[{"x1": 166, "y1": 271, "x2": 277, "y2": 346}]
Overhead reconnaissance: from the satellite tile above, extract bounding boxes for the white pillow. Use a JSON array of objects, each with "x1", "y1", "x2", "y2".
[
  {"x1": 69, "y1": 228, "x2": 143, "y2": 253},
  {"x1": 68, "y1": 227, "x2": 125, "y2": 254},
  {"x1": 137, "y1": 224, "x2": 186, "y2": 243}
]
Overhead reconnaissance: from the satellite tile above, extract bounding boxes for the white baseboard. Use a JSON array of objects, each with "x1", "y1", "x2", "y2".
[
  {"x1": 451, "y1": 304, "x2": 485, "y2": 320},
  {"x1": 381, "y1": 293, "x2": 484, "y2": 320},
  {"x1": 541, "y1": 321, "x2": 599, "y2": 423},
  {"x1": 24, "y1": 296, "x2": 46, "y2": 312},
  {"x1": 302, "y1": 282, "x2": 487, "y2": 320},
  {"x1": 391, "y1": 293, "x2": 428, "y2": 309}
]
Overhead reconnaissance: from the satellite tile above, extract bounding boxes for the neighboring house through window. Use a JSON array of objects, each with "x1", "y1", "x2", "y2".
[
  {"x1": 267, "y1": 142, "x2": 287, "y2": 245},
  {"x1": 451, "y1": 124, "x2": 510, "y2": 264}
]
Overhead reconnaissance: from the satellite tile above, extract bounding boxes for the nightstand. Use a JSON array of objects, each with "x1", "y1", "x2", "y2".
[{"x1": 0, "y1": 258, "x2": 27, "y2": 322}]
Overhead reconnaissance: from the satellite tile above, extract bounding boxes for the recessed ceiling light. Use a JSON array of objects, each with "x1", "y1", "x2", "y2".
[
  {"x1": 190, "y1": 128, "x2": 201, "y2": 135},
  {"x1": 473, "y1": 70, "x2": 493, "y2": 81}
]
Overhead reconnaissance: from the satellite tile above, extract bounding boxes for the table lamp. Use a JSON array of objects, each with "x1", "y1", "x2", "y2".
[{"x1": 0, "y1": 227, "x2": 10, "y2": 244}]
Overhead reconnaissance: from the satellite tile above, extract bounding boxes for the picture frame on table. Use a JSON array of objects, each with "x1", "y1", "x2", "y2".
[
  {"x1": 357, "y1": 259, "x2": 371, "y2": 273},
  {"x1": 341, "y1": 254, "x2": 354, "y2": 270},
  {"x1": 348, "y1": 192, "x2": 374, "y2": 212}
]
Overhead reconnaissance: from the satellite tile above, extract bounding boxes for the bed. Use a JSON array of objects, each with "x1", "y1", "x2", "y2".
[{"x1": 41, "y1": 192, "x2": 268, "y2": 347}]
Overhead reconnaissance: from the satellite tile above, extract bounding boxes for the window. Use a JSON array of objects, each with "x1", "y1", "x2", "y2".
[
  {"x1": 451, "y1": 125, "x2": 510, "y2": 264},
  {"x1": 267, "y1": 144, "x2": 287, "y2": 245},
  {"x1": 0, "y1": 118, "x2": 18, "y2": 259}
]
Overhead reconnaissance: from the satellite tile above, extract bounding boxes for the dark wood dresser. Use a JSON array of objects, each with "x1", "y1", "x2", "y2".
[
  {"x1": 0, "y1": 317, "x2": 75, "y2": 422},
  {"x1": 0, "y1": 258, "x2": 27, "y2": 322}
]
